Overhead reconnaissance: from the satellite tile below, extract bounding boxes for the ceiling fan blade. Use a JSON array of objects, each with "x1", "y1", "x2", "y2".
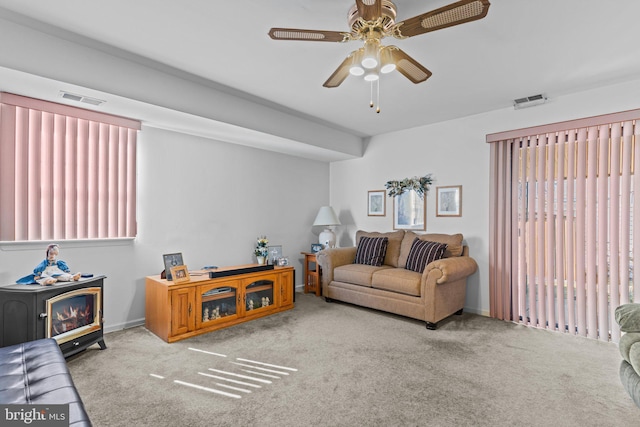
[
  {"x1": 388, "y1": 47, "x2": 432, "y2": 84},
  {"x1": 323, "y1": 55, "x2": 353, "y2": 88},
  {"x1": 268, "y1": 28, "x2": 350, "y2": 43},
  {"x1": 393, "y1": 0, "x2": 490, "y2": 39},
  {"x1": 355, "y1": 0, "x2": 382, "y2": 22}
]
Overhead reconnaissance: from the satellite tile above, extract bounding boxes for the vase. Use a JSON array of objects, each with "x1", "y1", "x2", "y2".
[{"x1": 257, "y1": 256, "x2": 266, "y2": 265}]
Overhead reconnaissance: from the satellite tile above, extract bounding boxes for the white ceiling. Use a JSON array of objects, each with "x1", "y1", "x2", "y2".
[{"x1": 0, "y1": 0, "x2": 639, "y2": 139}]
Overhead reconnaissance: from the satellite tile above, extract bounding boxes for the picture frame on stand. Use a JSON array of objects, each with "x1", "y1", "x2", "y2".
[
  {"x1": 170, "y1": 265, "x2": 190, "y2": 284},
  {"x1": 268, "y1": 245, "x2": 282, "y2": 265},
  {"x1": 163, "y1": 252, "x2": 184, "y2": 281}
]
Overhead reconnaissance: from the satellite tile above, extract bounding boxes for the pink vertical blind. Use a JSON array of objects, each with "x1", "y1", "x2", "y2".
[
  {"x1": 488, "y1": 109, "x2": 640, "y2": 342},
  {"x1": 0, "y1": 92, "x2": 140, "y2": 241}
]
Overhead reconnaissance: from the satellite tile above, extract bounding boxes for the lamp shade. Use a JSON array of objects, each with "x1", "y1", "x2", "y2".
[
  {"x1": 313, "y1": 206, "x2": 341, "y2": 226},
  {"x1": 313, "y1": 206, "x2": 341, "y2": 248}
]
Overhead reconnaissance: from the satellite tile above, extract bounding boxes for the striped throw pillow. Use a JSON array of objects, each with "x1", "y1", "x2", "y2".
[
  {"x1": 404, "y1": 238, "x2": 448, "y2": 273},
  {"x1": 354, "y1": 237, "x2": 389, "y2": 267}
]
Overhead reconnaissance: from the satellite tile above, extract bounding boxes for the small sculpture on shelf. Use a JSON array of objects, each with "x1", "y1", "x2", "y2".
[
  {"x1": 203, "y1": 307, "x2": 209, "y2": 322},
  {"x1": 248, "y1": 300, "x2": 254, "y2": 310}
]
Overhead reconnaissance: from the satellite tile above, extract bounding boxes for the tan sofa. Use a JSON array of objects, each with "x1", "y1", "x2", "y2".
[{"x1": 317, "y1": 230, "x2": 478, "y2": 329}]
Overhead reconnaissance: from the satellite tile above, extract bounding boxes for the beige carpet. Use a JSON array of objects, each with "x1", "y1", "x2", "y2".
[{"x1": 67, "y1": 293, "x2": 638, "y2": 426}]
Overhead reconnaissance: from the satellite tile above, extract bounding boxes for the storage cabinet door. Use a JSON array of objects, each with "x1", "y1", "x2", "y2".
[
  {"x1": 197, "y1": 281, "x2": 240, "y2": 329},
  {"x1": 279, "y1": 270, "x2": 294, "y2": 308},
  {"x1": 171, "y1": 288, "x2": 195, "y2": 336},
  {"x1": 242, "y1": 273, "x2": 277, "y2": 315}
]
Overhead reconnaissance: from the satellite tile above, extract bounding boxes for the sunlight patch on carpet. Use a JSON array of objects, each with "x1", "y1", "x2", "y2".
[
  {"x1": 230, "y1": 361, "x2": 291, "y2": 375},
  {"x1": 198, "y1": 372, "x2": 262, "y2": 388},
  {"x1": 188, "y1": 347, "x2": 227, "y2": 357},
  {"x1": 174, "y1": 380, "x2": 241, "y2": 399},
  {"x1": 149, "y1": 350, "x2": 299, "y2": 399},
  {"x1": 236, "y1": 357, "x2": 297, "y2": 371}
]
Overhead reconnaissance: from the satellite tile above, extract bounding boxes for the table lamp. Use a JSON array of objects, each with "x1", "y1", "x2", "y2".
[{"x1": 313, "y1": 206, "x2": 341, "y2": 248}]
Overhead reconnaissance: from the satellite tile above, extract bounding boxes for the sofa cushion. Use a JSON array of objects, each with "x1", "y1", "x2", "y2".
[
  {"x1": 354, "y1": 236, "x2": 388, "y2": 267},
  {"x1": 404, "y1": 239, "x2": 448, "y2": 273},
  {"x1": 356, "y1": 230, "x2": 405, "y2": 267},
  {"x1": 399, "y1": 232, "x2": 464, "y2": 267},
  {"x1": 616, "y1": 304, "x2": 640, "y2": 332},
  {"x1": 371, "y1": 268, "x2": 422, "y2": 296},
  {"x1": 334, "y1": 264, "x2": 392, "y2": 287},
  {"x1": 619, "y1": 332, "x2": 640, "y2": 366}
]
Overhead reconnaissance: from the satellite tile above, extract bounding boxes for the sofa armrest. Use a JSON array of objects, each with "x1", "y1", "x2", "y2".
[
  {"x1": 616, "y1": 303, "x2": 640, "y2": 333},
  {"x1": 317, "y1": 247, "x2": 357, "y2": 289},
  {"x1": 423, "y1": 256, "x2": 478, "y2": 285}
]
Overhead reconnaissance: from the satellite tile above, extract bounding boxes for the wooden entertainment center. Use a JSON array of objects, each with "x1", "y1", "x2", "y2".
[{"x1": 145, "y1": 264, "x2": 294, "y2": 342}]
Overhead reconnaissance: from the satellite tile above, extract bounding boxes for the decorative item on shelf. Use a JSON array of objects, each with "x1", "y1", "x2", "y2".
[
  {"x1": 277, "y1": 257, "x2": 290, "y2": 266},
  {"x1": 385, "y1": 174, "x2": 433, "y2": 198},
  {"x1": 170, "y1": 265, "x2": 190, "y2": 284},
  {"x1": 311, "y1": 243, "x2": 323, "y2": 253},
  {"x1": 268, "y1": 245, "x2": 283, "y2": 265},
  {"x1": 162, "y1": 252, "x2": 184, "y2": 281},
  {"x1": 255, "y1": 236, "x2": 269, "y2": 264},
  {"x1": 313, "y1": 206, "x2": 341, "y2": 249}
]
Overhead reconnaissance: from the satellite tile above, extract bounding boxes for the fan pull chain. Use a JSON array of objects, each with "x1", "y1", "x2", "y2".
[
  {"x1": 376, "y1": 79, "x2": 380, "y2": 114},
  {"x1": 369, "y1": 81, "x2": 374, "y2": 108}
]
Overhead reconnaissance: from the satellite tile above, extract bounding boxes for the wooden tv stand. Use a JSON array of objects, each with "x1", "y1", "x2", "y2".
[{"x1": 145, "y1": 264, "x2": 294, "y2": 343}]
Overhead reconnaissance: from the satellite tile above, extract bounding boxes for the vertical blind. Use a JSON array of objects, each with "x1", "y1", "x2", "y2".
[
  {"x1": 488, "y1": 109, "x2": 640, "y2": 342},
  {"x1": 0, "y1": 92, "x2": 140, "y2": 241}
]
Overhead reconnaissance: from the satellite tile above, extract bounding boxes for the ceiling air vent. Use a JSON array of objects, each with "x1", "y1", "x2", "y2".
[
  {"x1": 513, "y1": 94, "x2": 547, "y2": 110},
  {"x1": 59, "y1": 91, "x2": 106, "y2": 106}
]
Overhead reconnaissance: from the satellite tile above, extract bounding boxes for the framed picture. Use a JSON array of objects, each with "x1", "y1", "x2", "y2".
[
  {"x1": 170, "y1": 265, "x2": 190, "y2": 284},
  {"x1": 393, "y1": 190, "x2": 426, "y2": 230},
  {"x1": 268, "y1": 245, "x2": 282, "y2": 265},
  {"x1": 436, "y1": 185, "x2": 462, "y2": 217},
  {"x1": 311, "y1": 243, "x2": 323, "y2": 253},
  {"x1": 163, "y1": 253, "x2": 184, "y2": 281},
  {"x1": 368, "y1": 190, "x2": 386, "y2": 216}
]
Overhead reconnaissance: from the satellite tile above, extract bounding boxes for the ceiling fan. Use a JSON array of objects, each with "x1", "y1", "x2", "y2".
[{"x1": 268, "y1": 0, "x2": 490, "y2": 111}]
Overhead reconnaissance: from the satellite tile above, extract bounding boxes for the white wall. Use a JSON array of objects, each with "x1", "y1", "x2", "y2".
[
  {"x1": 330, "y1": 78, "x2": 640, "y2": 316},
  {"x1": 0, "y1": 126, "x2": 330, "y2": 331}
]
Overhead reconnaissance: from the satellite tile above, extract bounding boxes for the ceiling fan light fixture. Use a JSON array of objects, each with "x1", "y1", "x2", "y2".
[
  {"x1": 380, "y1": 46, "x2": 396, "y2": 73},
  {"x1": 364, "y1": 71, "x2": 379, "y2": 82},
  {"x1": 349, "y1": 48, "x2": 365, "y2": 76},
  {"x1": 362, "y1": 38, "x2": 380, "y2": 69}
]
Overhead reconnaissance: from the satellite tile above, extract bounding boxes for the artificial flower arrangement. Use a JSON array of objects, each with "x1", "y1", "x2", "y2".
[
  {"x1": 385, "y1": 174, "x2": 434, "y2": 198},
  {"x1": 255, "y1": 236, "x2": 269, "y2": 257}
]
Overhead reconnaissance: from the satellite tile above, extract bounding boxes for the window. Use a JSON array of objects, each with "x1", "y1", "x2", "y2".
[
  {"x1": 488, "y1": 109, "x2": 640, "y2": 343},
  {"x1": 0, "y1": 92, "x2": 140, "y2": 241}
]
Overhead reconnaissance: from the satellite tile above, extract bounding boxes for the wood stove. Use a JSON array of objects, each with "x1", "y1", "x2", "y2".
[{"x1": 0, "y1": 276, "x2": 106, "y2": 358}]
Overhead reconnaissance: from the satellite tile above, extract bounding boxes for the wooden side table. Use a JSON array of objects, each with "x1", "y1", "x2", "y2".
[{"x1": 301, "y1": 252, "x2": 321, "y2": 296}]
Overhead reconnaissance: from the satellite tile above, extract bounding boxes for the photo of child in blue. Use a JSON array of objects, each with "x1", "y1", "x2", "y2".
[{"x1": 31, "y1": 244, "x2": 81, "y2": 285}]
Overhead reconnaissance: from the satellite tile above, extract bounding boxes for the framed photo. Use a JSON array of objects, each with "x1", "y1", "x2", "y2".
[
  {"x1": 268, "y1": 245, "x2": 282, "y2": 265},
  {"x1": 163, "y1": 253, "x2": 184, "y2": 281},
  {"x1": 311, "y1": 243, "x2": 323, "y2": 253},
  {"x1": 393, "y1": 190, "x2": 426, "y2": 231},
  {"x1": 436, "y1": 185, "x2": 462, "y2": 217},
  {"x1": 170, "y1": 265, "x2": 190, "y2": 284},
  {"x1": 368, "y1": 190, "x2": 386, "y2": 216}
]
